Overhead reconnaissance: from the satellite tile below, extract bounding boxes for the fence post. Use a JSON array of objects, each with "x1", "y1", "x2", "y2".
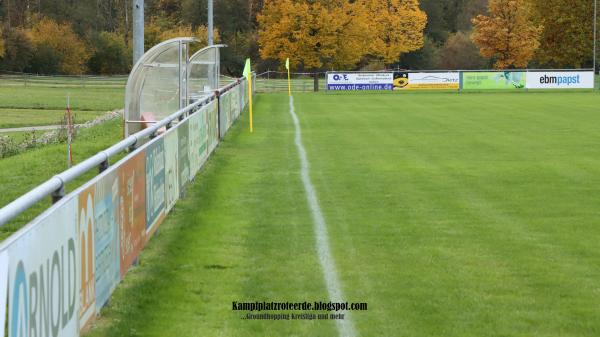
[
  {"x1": 239, "y1": 81, "x2": 243, "y2": 119},
  {"x1": 128, "y1": 140, "x2": 138, "y2": 153},
  {"x1": 314, "y1": 74, "x2": 319, "y2": 92},
  {"x1": 99, "y1": 160, "x2": 109, "y2": 173},
  {"x1": 51, "y1": 185, "x2": 65, "y2": 204},
  {"x1": 459, "y1": 71, "x2": 463, "y2": 94},
  {"x1": 216, "y1": 90, "x2": 223, "y2": 140}
]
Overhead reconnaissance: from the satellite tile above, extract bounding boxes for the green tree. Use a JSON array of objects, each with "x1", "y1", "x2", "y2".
[
  {"x1": 397, "y1": 37, "x2": 441, "y2": 70},
  {"x1": 88, "y1": 31, "x2": 130, "y2": 74},
  {"x1": 0, "y1": 28, "x2": 33, "y2": 72},
  {"x1": 0, "y1": 27, "x2": 5, "y2": 58},
  {"x1": 456, "y1": 0, "x2": 488, "y2": 31},
  {"x1": 27, "y1": 17, "x2": 90, "y2": 74},
  {"x1": 529, "y1": 0, "x2": 594, "y2": 68},
  {"x1": 27, "y1": 42, "x2": 63, "y2": 74},
  {"x1": 181, "y1": 0, "x2": 207, "y2": 28},
  {"x1": 420, "y1": 0, "x2": 449, "y2": 42},
  {"x1": 439, "y1": 31, "x2": 486, "y2": 69}
]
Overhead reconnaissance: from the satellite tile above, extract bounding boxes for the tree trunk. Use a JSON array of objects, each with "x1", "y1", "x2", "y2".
[{"x1": 124, "y1": 0, "x2": 129, "y2": 46}]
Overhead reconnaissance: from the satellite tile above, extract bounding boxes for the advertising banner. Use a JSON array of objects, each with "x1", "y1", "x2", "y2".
[
  {"x1": 219, "y1": 91, "x2": 230, "y2": 136},
  {"x1": 1, "y1": 80, "x2": 252, "y2": 337},
  {"x1": 178, "y1": 120, "x2": 190, "y2": 191},
  {"x1": 0, "y1": 250, "x2": 7, "y2": 337},
  {"x1": 78, "y1": 185, "x2": 96, "y2": 329},
  {"x1": 93, "y1": 170, "x2": 121, "y2": 311},
  {"x1": 327, "y1": 73, "x2": 393, "y2": 90},
  {"x1": 240, "y1": 84, "x2": 245, "y2": 116},
  {"x1": 164, "y1": 128, "x2": 179, "y2": 213},
  {"x1": 8, "y1": 196, "x2": 79, "y2": 337},
  {"x1": 145, "y1": 138, "x2": 165, "y2": 237},
  {"x1": 118, "y1": 150, "x2": 146, "y2": 277},
  {"x1": 188, "y1": 112, "x2": 201, "y2": 179},
  {"x1": 526, "y1": 71, "x2": 594, "y2": 89},
  {"x1": 393, "y1": 72, "x2": 459, "y2": 90},
  {"x1": 231, "y1": 87, "x2": 240, "y2": 121},
  {"x1": 242, "y1": 80, "x2": 249, "y2": 105},
  {"x1": 208, "y1": 100, "x2": 219, "y2": 153},
  {"x1": 199, "y1": 106, "x2": 209, "y2": 166},
  {"x1": 462, "y1": 72, "x2": 526, "y2": 90},
  {"x1": 225, "y1": 90, "x2": 233, "y2": 130}
]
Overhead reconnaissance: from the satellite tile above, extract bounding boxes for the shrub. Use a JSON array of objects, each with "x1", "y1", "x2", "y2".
[
  {"x1": 0, "y1": 28, "x2": 34, "y2": 72},
  {"x1": 27, "y1": 17, "x2": 90, "y2": 74},
  {"x1": 87, "y1": 32, "x2": 130, "y2": 74},
  {"x1": 27, "y1": 42, "x2": 63, "y2": 74}
]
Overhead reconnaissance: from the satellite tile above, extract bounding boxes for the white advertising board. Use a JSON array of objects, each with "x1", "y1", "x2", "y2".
[
  {"x1": 164, "y1": 127, "x2": 179, "y2": 213},
  {"x1": 0, "y1": 250, "x2": 7, "y2": 337},
  {"x1": 526, "y1": 71, "x2": 595, "y2": 89},
  {"x1": 8, "y1": 197, "x2": 79, "y2": 337}
]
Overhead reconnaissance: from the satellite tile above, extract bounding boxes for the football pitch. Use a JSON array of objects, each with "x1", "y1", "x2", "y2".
[{"x1": 88, "y1": 91, "x2": 600, "y2": 337}]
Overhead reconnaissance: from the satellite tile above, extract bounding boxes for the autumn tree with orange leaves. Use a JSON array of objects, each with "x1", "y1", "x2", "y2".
[
  {"x1": 360, "y1": 0, "x2": 427, "y2": 63},
  {"x1": 27, "y1": 18, "x2": 90, "y2": 74},
  {"x1": 257, "y1": 0, "x2": 427, "y2": 70},
  {"x1": 471, "y1": 0, "x2": 542, "y2": 69}
]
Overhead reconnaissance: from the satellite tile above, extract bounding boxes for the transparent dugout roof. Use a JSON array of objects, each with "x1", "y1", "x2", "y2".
[{"x1": 124, "y1": 38, "x2": 225, "y2": 136}]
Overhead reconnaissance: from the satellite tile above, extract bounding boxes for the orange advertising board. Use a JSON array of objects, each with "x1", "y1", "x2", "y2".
[{"x1": 118, "y1": 150, "x2": 147, "y2": 277}]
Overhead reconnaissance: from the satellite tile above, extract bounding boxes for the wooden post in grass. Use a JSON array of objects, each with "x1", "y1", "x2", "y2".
[{"x1": 66, "y1": 95, "x2": 73, "y2": 168}]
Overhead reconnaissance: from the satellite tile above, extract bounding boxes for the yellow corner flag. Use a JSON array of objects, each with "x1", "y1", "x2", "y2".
[
  {"x1": 285, "y1": 58, "x2": 291, "y2": 96},
  {"x1": 243, "y1": 58, "x2": 253, "y2": 133}
]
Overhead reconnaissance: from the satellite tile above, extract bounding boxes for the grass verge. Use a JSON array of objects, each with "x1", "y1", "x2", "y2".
[
  {"x1": 85, "y1": 94, "x2": 338, "y2": 337},
  {"x1": 0, "y1": 118, "x2": 124, "y2": 240}
]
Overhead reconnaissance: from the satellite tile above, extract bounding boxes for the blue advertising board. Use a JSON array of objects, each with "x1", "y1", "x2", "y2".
[
  {"x1": 145, "y1": 137, "x2": 165, "y2": 234},
  {"x1": 327, "y1": 73, "x2": 394, "y2": 90},
  {"x1": 93, "y1": 169, "x2": 121, "y2": 311}
]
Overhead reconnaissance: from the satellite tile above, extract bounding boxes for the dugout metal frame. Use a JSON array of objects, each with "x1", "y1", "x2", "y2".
[{"x1": 124, "y1": 38, "x2": 226, "y2": 137}]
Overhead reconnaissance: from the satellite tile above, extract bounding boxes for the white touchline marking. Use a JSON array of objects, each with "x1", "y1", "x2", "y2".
[{"x1": 288, "y1": 95, "x2": 358, "y2": 337}]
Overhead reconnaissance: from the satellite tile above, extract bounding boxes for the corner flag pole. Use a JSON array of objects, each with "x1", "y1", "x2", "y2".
[
  {"x1": 248, "y1": 76, "x2": 253, "y2": 133},
  {"x1": 243, "y1": 58, "x2": 253, "y2": 133},
  {"x1": 286, "y1": 58, "x2": 291, "y2": 96}
]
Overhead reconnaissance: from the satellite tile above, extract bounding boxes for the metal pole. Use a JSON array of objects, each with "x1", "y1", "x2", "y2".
[
  {"x1": 208, "y1": 0, "x2": 214, "y2": 45},
  {"x1": 594, "y1": 0, "x2": 597, "y2": 70},
  {"x1": 133, "y1": 0, "x2": 144, "y2": 65}
]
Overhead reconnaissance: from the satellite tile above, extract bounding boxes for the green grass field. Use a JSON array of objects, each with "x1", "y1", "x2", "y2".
[
  {"x1": 81, "y1": 91, "x2": 600, "y2": 337},
  {"x1": 0, "y1": 118, "x2": 124, "y2": 240},
  {"x1": 0, "y1": 75, "x2": 124, "y2": 135},
  {"x1": 0, "y1": 74, "x2": 127, "y2": 88},
  {"x1": 0, "y1": 108, "x2": 109, "y2": 128}
]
